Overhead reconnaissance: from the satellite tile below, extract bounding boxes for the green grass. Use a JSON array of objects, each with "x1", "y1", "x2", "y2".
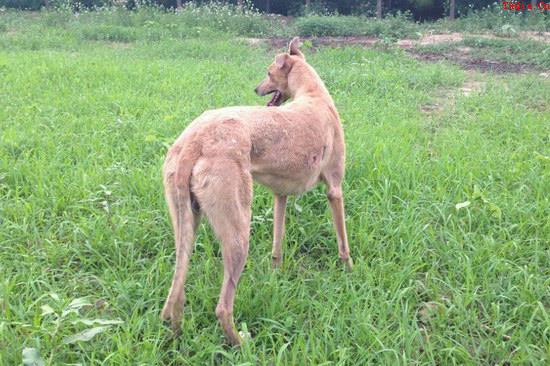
[
  {"x1": 1, "y1": 10, "x2": 549, "y2": 366},
  {"x1": 0, "y1": 4, "x2": 547, "y2": 43},
  {"x1": 430, "y1": 4, "x2": 549, "y2": 34},
  {"x1": 461, "y1": 37, "x2": 550, "y2": 68}
]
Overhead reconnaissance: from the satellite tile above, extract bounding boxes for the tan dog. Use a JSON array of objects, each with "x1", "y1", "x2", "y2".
[{"x1": 161, "y1": 37, "x2": 352, "y2": 345}]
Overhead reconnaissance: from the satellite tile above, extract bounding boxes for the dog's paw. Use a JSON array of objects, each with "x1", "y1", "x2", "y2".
[
  {"x1": 272, "y1": 256, "x2": 282, "y2": 268},
  {"x1": 342, "y1": 257, "x2": 353, "y2": 272},
  {"x1": 160, "y1": 301, "x2": 173, "y2": 321}
]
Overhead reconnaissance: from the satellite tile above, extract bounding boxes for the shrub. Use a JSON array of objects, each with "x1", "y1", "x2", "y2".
[
  {"x1": 294, "y1": 12, "x2": 420, "y2": 39},
  {"x1": 432, "y1": 3, "x2": 550, "y2": 33},
  {"x1": 80, "y1": 24, "x2": 138, "y2": 42},
  {"x1": 0, "y1": 0, "x2": 44, "y2": 10},
  {"x1": 173, "y1": 1, "x2": 283, "y2": 37},
  {"x1": 294, "y1": 15, "x2": 360, "y2": 36}
]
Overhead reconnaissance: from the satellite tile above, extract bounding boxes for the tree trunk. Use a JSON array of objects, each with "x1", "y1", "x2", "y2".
[
  {"x1": 376, "y1": 0, "x2": 382, "y2": 19},
  {"x1": 531, "y1": 0, "x2": 536, "y2": 9},
  {"x1": 44, "y1": 0, "x2": 49, "y2": 7},
  {"x1": 176, "y1": 0, "x2": 182, "y2": 10},
  {"x1": 449, "y1": 0, "x2": 456, "y2": 20},
  {"x1": 266, "y1": 0, "x2": 271, "y2": 13},
  {"x1": 237, "y1": 0, "x2": 243, "y2": 7}
]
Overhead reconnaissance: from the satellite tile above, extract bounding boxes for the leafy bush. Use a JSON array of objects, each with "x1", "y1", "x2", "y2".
[
  {"x1": 0, "y1": 2, "x2": 547, "y2": 42},
  {"x1": 432, "y1": 3, "x2": 550, "y2": 33},
  {"x1": 0, "y1": 0, "x2": 44, "y2": 10},
  {"x1": 173, "y1": 1, "x2": 278, "y2": 36},
  {"x1": 294, "y1": 12, "x2": 420, "y2": 39},
  {"x1": 80, "y1": 24, "x2": 138, "y2": 42},
  {"x1": 294, "y1": 16, "x2": 361, "y2": 36}
]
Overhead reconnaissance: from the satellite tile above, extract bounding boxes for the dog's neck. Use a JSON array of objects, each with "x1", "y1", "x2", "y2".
[
  {"x1": 288, "y1": 60, "x2": 333, "y2": 104},
  {"x1": 285, "y1": 60, "x2": 340, "y2": 124}
]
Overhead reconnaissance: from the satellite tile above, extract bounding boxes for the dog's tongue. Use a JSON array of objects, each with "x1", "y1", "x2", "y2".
[{"x1": 267, "y1": 91, "x2": 281, "y2": 107}]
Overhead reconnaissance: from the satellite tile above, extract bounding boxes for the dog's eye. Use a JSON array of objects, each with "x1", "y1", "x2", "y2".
[{"x1": 267, "y1": 71, "x2": 272, "y2": 77}]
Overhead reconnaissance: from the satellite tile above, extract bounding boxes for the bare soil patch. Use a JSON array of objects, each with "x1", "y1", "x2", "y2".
[
  {"x1": 518, "y1": 31, "x2": 550, "y2": 44},
  {"x1": 244, "y1": 31, "x2": 549, "y2": 50},
  {"x1": 407, "y1": 50, "x2": 540, "y2": 73},
  {"x1": 399, "y1": 31, "x2": 550, "y2": 47},
  {"x1": 461, "y1": 78, "x2": 486, "y2": 96},
  {"x1": 421, "y1": 70, "x2": 485, "y2": 118},
  {"x1": 242, "y1": 33, "x2": 547, "y2": 74},
  {"x1": 242, "y1": 36, "x2": 379, "y2": 49},
  {"x1": 398, "y1": 33, "x2": 464, "y2": 48}
]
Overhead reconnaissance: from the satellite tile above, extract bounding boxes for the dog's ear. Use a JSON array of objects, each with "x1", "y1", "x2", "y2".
[
  {"x1": 275, "y1": 53, "x2": 290, "y2": 69},
  {"x1": 288, "y1": 37, "x2": 305, "y2": 59}
]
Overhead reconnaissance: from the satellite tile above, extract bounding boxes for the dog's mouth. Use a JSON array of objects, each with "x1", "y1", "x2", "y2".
[{"x1": 266, "y1": 90, "x2": 283, "y2": 107}]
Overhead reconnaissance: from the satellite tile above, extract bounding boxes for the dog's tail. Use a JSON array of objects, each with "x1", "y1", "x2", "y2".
[{"x1": 161, "y1": 142, "x2": 201, "y2": 330}]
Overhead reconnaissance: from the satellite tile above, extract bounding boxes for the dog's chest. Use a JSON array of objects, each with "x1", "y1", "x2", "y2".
[
  {"x1": 253, "y1": 172, "x2": 321, "y2": 195},
  {"x1": 246, "y1": 108, "x2": 336, "y2": 194},
  {"x1": 250, "y1": 141, "x2": 329, "y2": 195}
]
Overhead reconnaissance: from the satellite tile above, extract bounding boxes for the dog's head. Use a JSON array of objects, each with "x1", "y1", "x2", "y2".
[{"x1": 255, "y1": 37, "x2": 305, "y2": 107}]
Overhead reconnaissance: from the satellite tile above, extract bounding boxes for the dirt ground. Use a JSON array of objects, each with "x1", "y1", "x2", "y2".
[
  {"x1": 406, "y1": 50, "x2": 540, "y2": 73},
  {"x1": 242, "y1": 32, "x2": 550, "y2": 74}
]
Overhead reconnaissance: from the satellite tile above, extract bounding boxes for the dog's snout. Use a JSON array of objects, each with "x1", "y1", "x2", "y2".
[{"x1": 255, "y1": 85, "x2": 266, "y2": 96}]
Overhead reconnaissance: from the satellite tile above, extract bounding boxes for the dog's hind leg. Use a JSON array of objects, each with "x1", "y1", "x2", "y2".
[
  {"x1": 161, "y1": 147, "x2": 200, "y2": 333},
  {"x1": 271, "y1": 194, "x2": 287, "y2": 268},
  {"x1": 192, "y1": 157, "x2": 252, "y2": 346}
]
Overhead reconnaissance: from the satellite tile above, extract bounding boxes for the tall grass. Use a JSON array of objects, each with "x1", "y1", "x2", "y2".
[
  {"x1": 1, "y1": 9, "x2": 549, "y2": 366},
  {"x1": 431, "y1": 3, "x2": 550, "y2": 33},
  {"x1": 1, "y1": 2, "x2": 547, "y2": 43},
  {"x1": 293, "y1": 12, "x2": 422, "y2": 39}
]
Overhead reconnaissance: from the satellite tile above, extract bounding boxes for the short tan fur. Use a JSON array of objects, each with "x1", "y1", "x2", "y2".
[{"x1": 161, "y1": 37, "x2": 353, "y2": 345}]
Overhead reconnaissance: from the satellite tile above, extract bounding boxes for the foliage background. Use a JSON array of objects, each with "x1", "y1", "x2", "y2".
[{"x1": 0, "y1": 0, "x2": 511, "y2": 20}]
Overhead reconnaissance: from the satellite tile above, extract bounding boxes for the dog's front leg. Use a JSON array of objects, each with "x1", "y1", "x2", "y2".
[
  {"x1": 271, "y1": 194, "x2": 287, "y2": 267},
  {"x1": 327, "y1": 186, "x2": 353, "y2": 271}
]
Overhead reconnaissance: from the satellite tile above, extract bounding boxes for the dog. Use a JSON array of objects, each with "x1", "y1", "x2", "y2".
[{"x1": 160, "y1": 37, "x2": 352, "y2": 345}]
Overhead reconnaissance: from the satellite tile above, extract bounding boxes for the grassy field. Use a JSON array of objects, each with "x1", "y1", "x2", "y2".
[{"x1": 1, "y1": 10, "x2": 549, "y2": 366}]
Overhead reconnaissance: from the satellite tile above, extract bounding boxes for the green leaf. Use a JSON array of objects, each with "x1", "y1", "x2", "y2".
[
  {"x1": 61, "y1": 297, "x2": 92, "y2": 317},
  {"x1": 534, "y1": 151, "x2": 550, "y2": 163},
  {"x1": 488, "y1": 202, "x2": 502, "y2": 220},
  {"x1": 22, "y1": 348, "x2": 45, "y2": 366},
  {"x1": 71, "y1": 319, "x2": 124, "y2": 326},
  {"x1": 472, "y1": 184, "x2": 483, "y2": 200},
  {"x1": 145, "y1": 134, "x2": 157, "y2": 142},
  {"x1": 40, "y1": 305, "x2": 55, "y2": 316},
  {"x1": 62, "y1": 326, "x2": 111, "y2": 344},
  {"x1": 455, "y1": 201, "x2": 471, "y2": 210},
  {"x1": 66, "y1": 297, "x2": 92, "y2": 310}
]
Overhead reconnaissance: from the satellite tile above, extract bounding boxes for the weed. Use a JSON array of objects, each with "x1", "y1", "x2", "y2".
[{"x1": 1, "y1": 9, "x2": 549, "y2": 366}]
